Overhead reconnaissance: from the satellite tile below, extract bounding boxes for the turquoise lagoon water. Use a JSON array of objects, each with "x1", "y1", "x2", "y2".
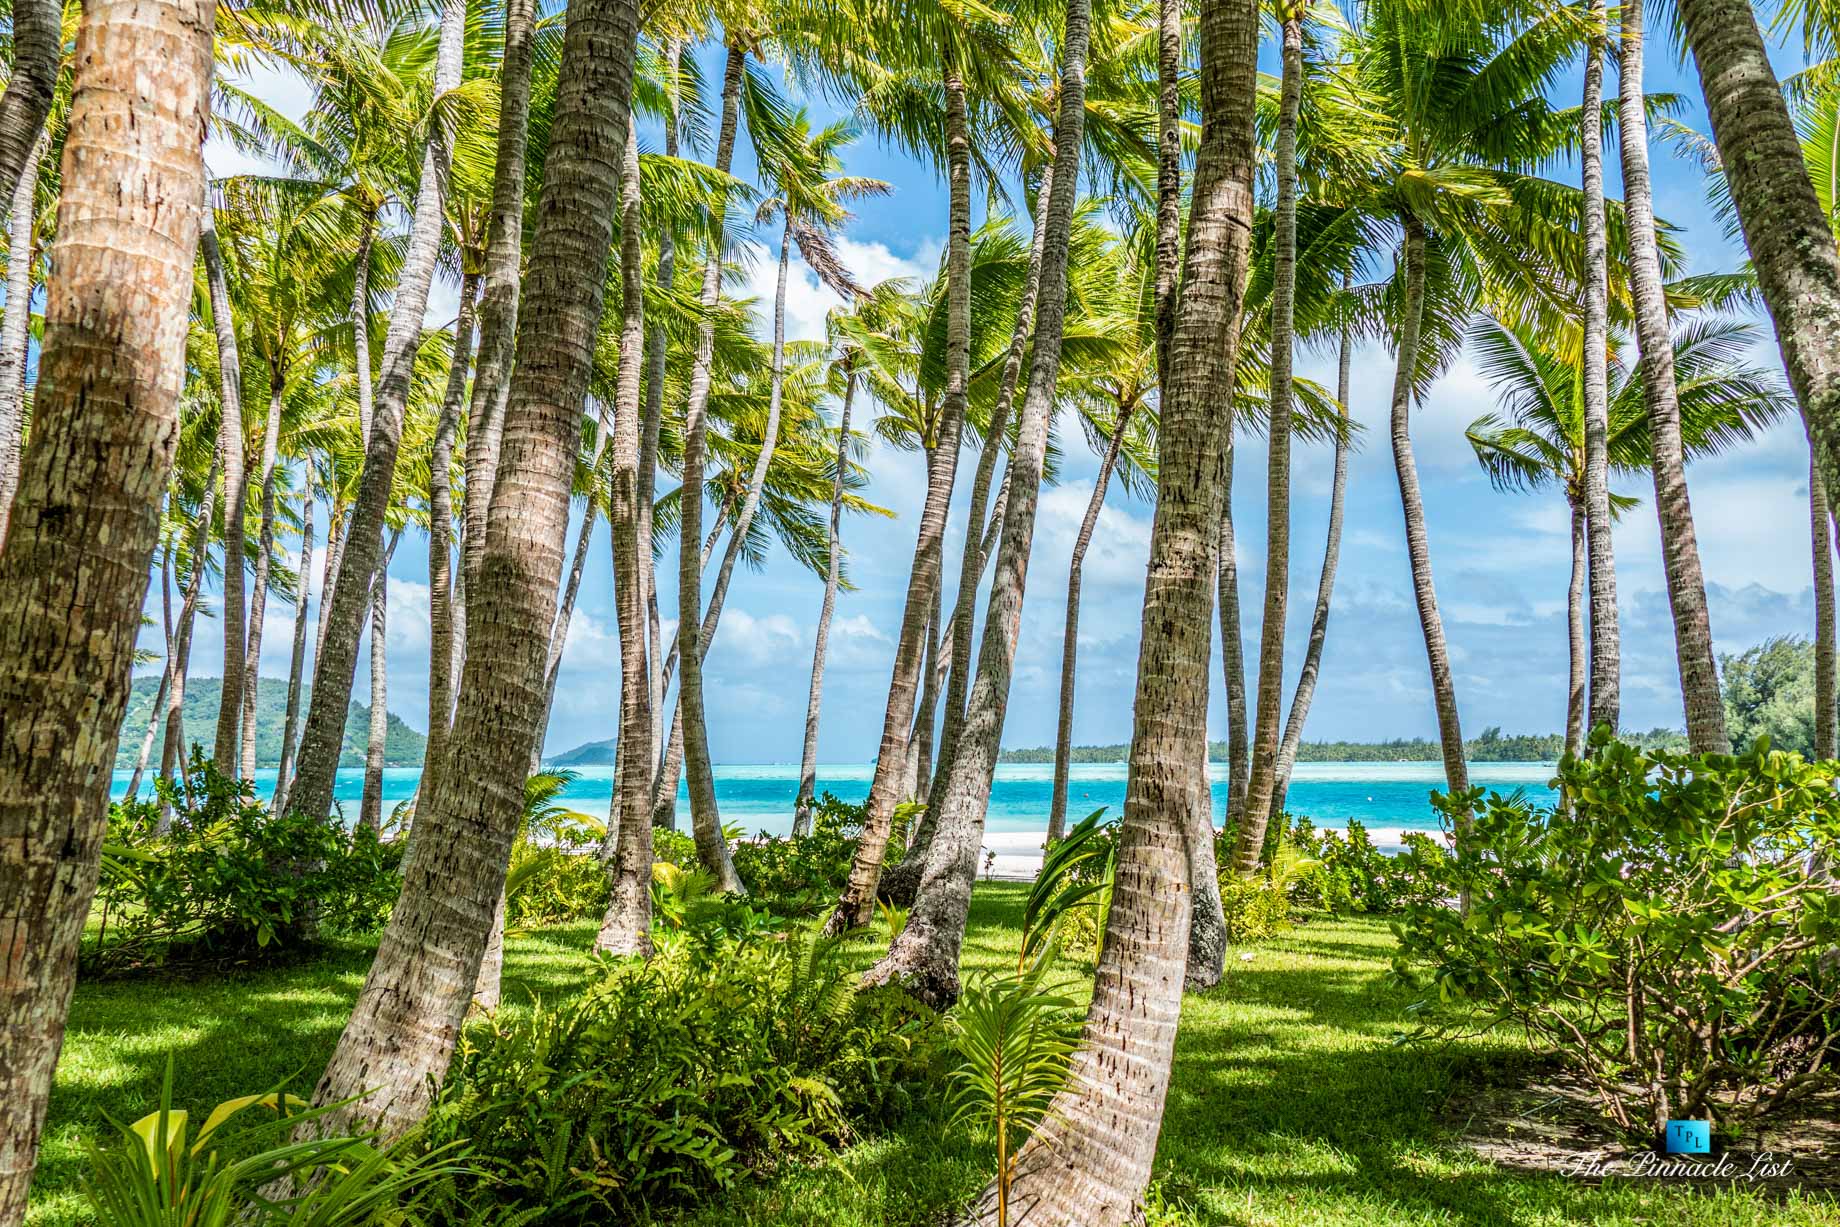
[{"x1": 110, "y1": 760, "x2": 1559, "y2": 839}]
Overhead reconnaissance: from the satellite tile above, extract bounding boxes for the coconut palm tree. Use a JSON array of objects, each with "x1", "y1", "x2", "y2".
[
  {"x1": 310, "y1": 0, "x2": 643, "y2": 1141},
  {"x1": 0, "y1": 128, "x2": 48, "y2": 549},
  {"x1": 0, "y1": 0, "x2": 58, "y2": 217},
  {"x1": 1467, "y1": 313, "x2": 1792, "y2": 750},
  {"x1": 1578, "y1": 0, "x2": 1619, "y2": 733},
  {"x1": 0, "y1": 0, "x2": 211, "y2": 1215}
]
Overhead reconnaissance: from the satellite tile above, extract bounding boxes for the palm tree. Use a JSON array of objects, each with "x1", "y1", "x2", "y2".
[
  {"x1": 0, "y1": 0, "x2": 212, "y2": 1215},
  {"x1": 0, "y1": 0, "x2": 57, "y2": 214},
  {"x1": 995, "y1": 0, "x2": 1261, "y2": 1212},
  {"x1": 202, "y1": 203, "x2": 251, "y2": 769},
  {"x1": 1815, "y1": 459, "x2": 1837, "y2": 759},
  {"x1": 310, "y1": 0, "x2": 642, "y2": 1141},
  {"x1": 1578, "y1": 0, "x2": 1619, "y2": 733},
  {"x1": 1467, "y1": 313, "x2": 1791, "y2": 750},
  {"x1": 0, "y1": 128, "x2": 48, "y2": 549}
]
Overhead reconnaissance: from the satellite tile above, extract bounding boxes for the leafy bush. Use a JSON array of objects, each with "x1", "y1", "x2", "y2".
[
  {"x1": 1286, "y1": 816, "x2": 1451, "y2": 915},
  {"x1": 1218, "y1": 874, "x2": 1292, "y2": 943},
  {"x1": 421, "y1": 933, "x2": 938, "y2": 1220},
  {"x1": 1395, "y1": 734, "x2": 1840, "y2": 1136},
  {"x1": 91, "y1": 755, "x2": 400, "y2": 972},
  {"x1": 728, "y1": 793, "x2": 903, "y2": 916}
]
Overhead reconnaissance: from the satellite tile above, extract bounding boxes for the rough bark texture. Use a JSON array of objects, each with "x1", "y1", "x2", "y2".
[
  {"x1": 352, "y1": 207, "x2": 376, "y2": 446},
  {"x1": 203, "y1": 210, "x2": 249, "y2": 771},
  {"x1": 128, "y1": 555, "x2": 176, "y2": 801},
  {"x1": 0, "y1": 1, "x2": 211, "y2": 1216},
  {"x1": 1232, "y1": 13, "x2": 1302, "y2": 876},
  {"x1": 1391, "y1": 221, "x2": 1472, "y2": 818},
  {"x1": 161, "y1": 459, "x2": 218, "y2": 810},
  {"x1": 594, "y1": 110, "x2": 656, "y2": 957},
  {"x1": 992, "y1": 0, "x2": 1259, "y2": 1213},
  {"x1": 288, "y1": 0, "x2": 466, "y2": 823},
  {"x1": 1626, "y1": 0, "x2": 1730, "y2": 752},
  {"x1": 1565, "y1": 497, "x2": 1587, "y2": 756},
  {"x1": 310, "y1": 0, "x2": 639, "y2": 1140},
  {"x1": 826, "y1": 59, "x2": 976, "y2": 932},
  {"x1": 0, "y1": 0, "x2": 57, "y2": 227},
  {"x1": 1049, "y1": 403, "x2": 1135, "y2": 840},
  {"x1": 1218, "y1": 464, "x2": 1248, "y2": 822},
  {"x1": 360, "y1": 531, "x2": 400, "y2": 832},
  {"x1": 862, "y1": 0, "x2": 1090, "y2": 1006},
  {"x1": 794, "y1": 367, "x2": 858, "y2": 834},
  {"x1": 239, "y1": 388, "x2": 286, "y2": 777},
  {"x1": 273, "y1": 496, "x2": 314, "y2": 810},
  {"x1": 1153, "y1": 0, "x2": 1181, "y2": 389},
  {"x1": 1815, "y1": 459, "x2": 1836, "y2": 760},
  {"x1": 676, "y1": 44, "x2": 748, "y2": 895},
  {"x1": 423, "y1": 271, "x2": 479, "y2": 806},
  {"x1": 0, "y1": 129, "x2": 45, "y2": 548},
  {"x1": 1580, "y1": 1, "x2": 1620, "y2": 734}
]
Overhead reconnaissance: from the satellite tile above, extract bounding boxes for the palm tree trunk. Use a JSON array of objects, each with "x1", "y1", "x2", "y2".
[
  {"x1": 274, "y1": 495, "x2": 314, "y2": 809},
  {"x1": 1273, "y1": 297, "x2": 1353, "y2": 807},
  {"x1": 1390, "y1": 219, "x2": 1472, "y2": 823},
  {"x1": 996, "y1": 0, "x2": 1259, "y2": 1210},
  {"x1": 423, "y1": 271, "x2": 479, "y2": 805},
  {"x1": 0, "y1": 0, "x2": 212, "y2": 1213},
  {"x1": 1218, "y1": 465, "x2": 1248, "y2": 822},
  {"x1": 314, "y1": 501, "x2": 347, "y2": 661},
  {"x1": 310, "y1": 0, "x2": 640, "y2": 1140},
  {"x1": 827, "y1": 53, "x2": 977, "y2": 932},
  {"x1": 1565, "y1": 496, "x2": 1587, "y2": 756},
  {"x1": 910, "y1": 587, "x2": 942, "y2": 800},
  {"x1": 0, "y1": 128, "x2": 45, "y2": 548},
  {"x1": 0, "y1": 0, "x2": 57, "y2": 220},
  {"x1": 861, "y1": 0, "x2": 1090, "y2": 1003},
  {"x1": 1814, "y1": 459, "x2": 1836, "y2": 759},
  {"x1": 352, "y1": 205, "x2": 376, "y2": 444},
  {"x1": 1580, "y1": 0, "x2": 1620, "y2": 733},
  {"x1": 1623, "y1": 0, "x2": 1730, "y2": 752},
  {"x1": 595, "y1": 110, "x2": 656, "y2": 956},
  {"x1": 1232, "y1": 13, "x2": 1303, "y2": 875},
  {"x1": 203, "y1": 208, "x2": 250, "y2": 772},
  {"x1": 531, "y1": 483, "x2": 599, "y2": 775},
  {"x1": 162, "y1": 457, "x2": 219, "y2": 815},
  {"x1": 674, "y1": 42, "x2": 749, "y2": 895},
  {"x1": 288, "y1": 0, "x2": 466, "y2": 822},
  {"x1": 794, "y1": 365, "x2": 858, "y2": 835},
  {"x1": 1153, "y1": 0, "x2": 1181, "y2": 387},
  {"x1": 360, "y1": 530, "x2": 401, "y2": 832},
  {"x1": 129, "y1": 550, "x2": 177, "y2": 800},
  {"x1": 1049, "y1": 402, "x2": 1135, "y2": 841},
  {"x1": 239, "y1": 388, "x2": 285, "y2": 777}
]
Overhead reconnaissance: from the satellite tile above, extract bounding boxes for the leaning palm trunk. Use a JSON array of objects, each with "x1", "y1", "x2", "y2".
[
  {"x1": 1232, "y1": 12, "x2": 1303, "y2": 875},
  {"x1": 424, "y1": 271, "x2": 479, "y2": 804},
  {"x1": 861, "y1": 0, "x2": 1090, "y2": 1006},
  {"x1": 594, "y1": 111, "x2": 657, "y2": 956},
  {"x1": 239, "y1": 389, "x2": 286, "y2": 777},
  {"x1": 1623, "y1": 0, "x2": 1729, "y2": 752},
  {"x1": 0, "y1": 129, "x2": 45, "y2": 548},
  {"x1": 1048, "y1": 403, "x2": 1136, "y2": 841},
  {"x1": 128, "y1": 551, "x2": 178, "y2": 801},
  {"x1": 359, "y1": 531, "x2": 401, "y2": 832},
  {"x1": 0, "y1": 0, "x2": 57, "y2": 223},
  {"x1": 825, "y1": 60, "x2": 976, "y2": 932},
  {"x1": 287, "y1": 0, "x2": 466, "y2": 822},
  {"x1": 674, "y1": 43, "x2": 748, "y2": 895},
  {"x1": 1218, "y1": 468, "x2": 1248, "y2": 821},
  {"x1": 274, "y1": 496, "x2": 315, "y2": 811},
  {"x1": 1579, "y1": 0, "x2": 1620, "y2": 733},
  {"x1": 993, "y1": 0, "x2": 1259, "y2": 1212},
  {"x1": 310, "y1": 0, "x2": 641, "y2": 1140},
  {"x1": 794, "y1": 366, "x2": 859, "y2": 834},
  {"x1": 531, "y1": 407, "x2": 613, "y2": 776},
  {"x1": 0, "y1": 0, "x2": 211, "y2": 1215},
  {"x1": 203, "y1": 208, "x2": 249, "y2": 771},
  {"x1": 1815, "y1": 460, "x2": 1836, "y2": 759},
  {"x1": 1564, "y1": 497, "x2": 1587, "y2": 756},
  {"x1": 1390, "y1": 220, "x2": 1472, "y2": 823},
  {"x1": 161, "y1": 457, "x2": 219, "y2": 815},
  {"x1": 1273, "y1": 304, "x2": 1354, "y2": 807}
]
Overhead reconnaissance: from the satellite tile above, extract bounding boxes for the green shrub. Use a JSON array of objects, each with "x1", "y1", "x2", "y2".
[
  {"x1": 1218, "y1": 874, "x2": 1291, "y2": 943},
  {"x1": 728, "y1": 793, "x2": 899, "y2": 916},
  {"x1": 1395, "y1": 733, "x2": 1840, "y2": 1137},
  {"x1": 91, "y1": 755, "x2": 400, "y2": 972},
  {"x1": 421, "y1": 933, "x2": 938, "y2": 1221},
  {"x1": 652, "y1": 825, "x2": 699, "y2": 870},
  {"x1": 1286, "y1": 816, "x2": 1450, "y2": 915}
]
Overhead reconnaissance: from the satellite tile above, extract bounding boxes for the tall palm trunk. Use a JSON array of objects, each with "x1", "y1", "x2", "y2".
[
  {"x1": 861, "y1": 0, "x2": 1090, "y2": 1004},
  {"x1": 129, "y1": 549, "x2": 178, "y2": 800},
  {"x1": 0, "y1": 0, "x2": 212, "y2": 1214},
  {"x1": 1218, "y1": 465, "x2": 1248, "y2": 820},
  {"x1": 1273, "y1": 298, "x2": 1354, "y2": 806},
  {"x1": 1152, "y1": 0, "x2": 1181, "y2": 384},
  {"x1": 274, "y1": 496, "x2": 315, "y2": 809},
  {"x1": 288, "y1": 0, "x2": 467, "y2": 822},
  {"x1": 531, "y1": 483, "x2": 600, "y2": 774},
  {"x1": 0, "y1": 0, "x2": 57, "y2": 217},
  {"x1": 310, "y1": 0, "x2": 640, "y2": 1140},
  {"x1": 997, "y1": 0, "x2": 1259, "y2": 1211},
  {"x1": 1390, "y1": 220, "x2": 1471, "y2": 820},
  {"x1": 676, "y1": 43, "x2": 749, "y2": 894},
  {"x1": 1565, "y1": 495, "x2": 1587, "y2": 755},
  {"x1": 425, "y1": 271, "x2": 479, "y2": 802},
  {"x1": 930, "y1": 165, "x2": 1056, "y2": 804},
  {"x1": 203, "y1": 209, "x2": 250, "y2": 771},
  {"x1": 161, "y1": 457, "x2": 219, "y2": 810},
  {"x1": 1049, "y1": 402, "x2": 1135, "y2": 840},
  {"x1": 352, "y1": 205, "x2": 377, "y2": 444},
  {"x1": 360, "y1": 530, "x2": 401, "y2": 831},
  {"x1": 1580, "y1": 0, "x2": 1619, "y2": 733},
  {"x1": 1624, "y1": 0, "x2": 1729, "y2": 751},
  {"x1": 594, "y1": 111, "x2": 656, "y2": 955},
  {"x1": 1232, "y1": 12, "x2": 1303, "y2": 875},
  {"x1": 794, "y1": 365, "x2": 858, "y2": 834},
  {"x1": 239, "y1": 388, "x2": 285, "y2": 776},
  {"x1": 0, "y1": 129, "x2": 45, "y2": 548},
  {"x1": 1814, "y1": 459, "x2": 1836, "y2": 759},
  {"x1": 827, "y1": 56, "x2": 977, "y2": 931}
]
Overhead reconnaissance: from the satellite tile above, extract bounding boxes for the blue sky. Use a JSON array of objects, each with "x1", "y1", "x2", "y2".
[{"x1": 166, "y1": 18, "x2": 1827, "y2": 764}]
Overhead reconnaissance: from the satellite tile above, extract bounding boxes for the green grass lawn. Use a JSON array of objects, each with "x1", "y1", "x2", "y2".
[{"x1": 30, "y1": 885, "x2": 1840, "y2": 1226}]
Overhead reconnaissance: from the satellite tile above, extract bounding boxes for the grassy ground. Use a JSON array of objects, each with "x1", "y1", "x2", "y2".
[{"x1": 30, "y1": 885, "x2": 1840, "y2": 1226}]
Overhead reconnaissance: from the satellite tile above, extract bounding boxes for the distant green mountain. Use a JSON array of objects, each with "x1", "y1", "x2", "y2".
[
  {"x1": 998, "y1": 725, "x2": 1689, "y2": 765},
  {"x1": 548, "y1": 737, "x2": 616, "y2": 767},
  {"x1": 116, "y1": 676, "x2": 427, "y2": 770}
]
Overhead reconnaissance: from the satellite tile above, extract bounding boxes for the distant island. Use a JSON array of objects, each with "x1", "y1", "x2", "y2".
[
  {"x1": 998, "y1": 725, "x2": 1690, "y2": 764},
  {"x1": 547, "y1": 736, "x2": 618, "y2": 767},
  {"x1": 116, "y1": 676, "x2": 427, "y2": 770}
]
